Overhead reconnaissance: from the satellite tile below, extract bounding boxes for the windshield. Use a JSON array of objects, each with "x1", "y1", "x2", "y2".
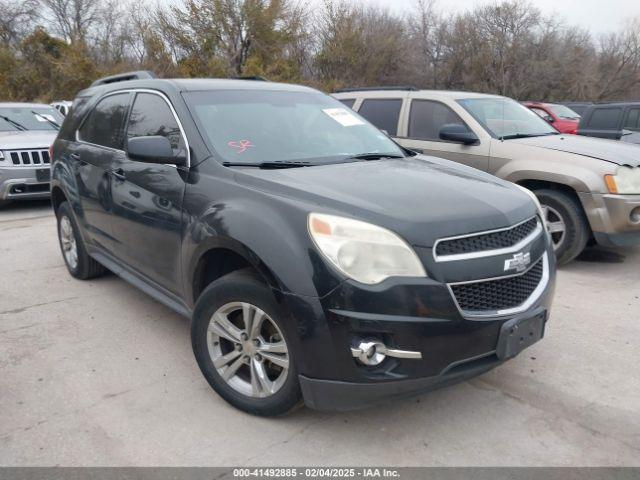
[
  {"x1": 458, "y1": 98, "x2": 558, "y2": 139},
  {"x1": 549, "y1": 104, "x2": 580, "y2": 120},
  {"x1": 184, "y1": 90, "x2": 404, "y2": 165},
  {"x1": 0, "y1": 106, "x2": 63, "y2": 132}
]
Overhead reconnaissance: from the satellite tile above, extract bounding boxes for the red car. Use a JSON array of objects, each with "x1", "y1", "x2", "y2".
[{"x1": 523, "y1": 101, "x2": 581, "y2": 134}]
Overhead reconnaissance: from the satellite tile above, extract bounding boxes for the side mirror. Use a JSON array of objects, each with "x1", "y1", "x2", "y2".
[
  {"x1": 127, "y1": 136, "x2": 187, "y2": 166},
  {"x1": 439, "y1": 124, "x2": 480, "y2": 145},
  {"x1": 545, "y1": 115, "x2": 555, "y2": 123}
]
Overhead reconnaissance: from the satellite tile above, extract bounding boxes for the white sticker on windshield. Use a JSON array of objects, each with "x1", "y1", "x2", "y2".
[
  {"x1": 34, "y1": 113, "x2": 56, "y2": 122},
  {"x1": 322, "y1": 108, "x2": 365, "y2": 127}
]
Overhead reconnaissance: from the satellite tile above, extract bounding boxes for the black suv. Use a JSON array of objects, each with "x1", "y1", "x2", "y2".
[
  {"x1": 51, "y1": 72, "x2": 556, "y2": 415},
  {"x1": 578, "y1": 102, "x2": 640, "y2": 144}
]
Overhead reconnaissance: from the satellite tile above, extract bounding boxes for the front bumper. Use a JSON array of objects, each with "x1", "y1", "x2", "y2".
[
  {"x1": 0, "y1": 167, "x2": 50, "y2": 201},
  {"x1": 280, "y1": 249, "x2": 555, "y2": 411},
  {"x1": 580, "y1": 193, "x2": 640, "y2": 246}
]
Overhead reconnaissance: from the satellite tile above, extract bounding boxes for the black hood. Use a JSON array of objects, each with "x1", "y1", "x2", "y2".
[
  {"x1": 511, "y1": 134, "x2": 640, "y2": 167},
  {"x1": 234, "y1": 156, "x2": 536, "y2": 247}
]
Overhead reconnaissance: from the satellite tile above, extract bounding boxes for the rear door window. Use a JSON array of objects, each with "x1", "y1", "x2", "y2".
[
  {"x1": 587, "y1": 108, "x2": 623, "y2": 130},
  {"x1": 357, "y1": 99, "x2": 402, "y2": 136},
  {"x1": 408, "y1": 100, "x2": 470, "y2": 141},
  {"x1": 78, "y1": 93, "x2": 130, "y2": 149},
  {"x1": 623, "y1": 108, "x2": 640, "y2": 131},
  {"x1": 338, "y1": 98, "x2": 356, "y2": 109}
]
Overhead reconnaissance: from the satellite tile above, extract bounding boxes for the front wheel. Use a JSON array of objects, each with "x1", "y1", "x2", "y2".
[
  {"x1": 191, "y1": 271, "x2": 301, "y2": 416},
  {"x1": 534, "y1": 189, "x2": 589, "y2": 265}
]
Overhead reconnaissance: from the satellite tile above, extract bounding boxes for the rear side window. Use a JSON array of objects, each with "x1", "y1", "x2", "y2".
[
  {"x1": 126, "y1": 92, "x2": 186, "y2": 156},
  {"x1": 339, "y1": 98, "x2": 355, "y2": 109},
  {"x1": 78, "y1": 93, "x2": 130, "y2": 149},
  {"x1": 624, "y1": 108, "x2": 640, "y2": 131},
  {"x1": 587, "y1": 108, "x2": 622, "y2": 130},
  {"x1": 408, "y1": 100, "x2": 470, "y2": 141},
  {"x1": 357, "y1": 99, "x2": 402, "y2": 135}
]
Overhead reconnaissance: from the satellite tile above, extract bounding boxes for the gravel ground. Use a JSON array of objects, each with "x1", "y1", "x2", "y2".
[{"x1": 1, "y1": 200, "x2": 639, "y2": 466}]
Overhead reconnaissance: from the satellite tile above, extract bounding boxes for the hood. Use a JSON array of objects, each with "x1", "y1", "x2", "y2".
[
  {"x1": 510, "y1": 134, "x2": 640, "y2": 167},
  {"x1": 234, "y1": 156, "x2": 536, "y2": 247},
  {"x1": 0, "y1": 131, "x2": 58, "y2": 150}
]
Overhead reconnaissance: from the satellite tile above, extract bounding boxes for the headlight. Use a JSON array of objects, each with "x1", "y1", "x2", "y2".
[
  {"x1": 605, "y1": 167, "x2": 640, "y2": 194},
  {"x1": 516, "y1": 185, "x2": 547, "y2": 230},
  {"x1": 308, "y1": 213, "x2": 426, "y2": 284}
]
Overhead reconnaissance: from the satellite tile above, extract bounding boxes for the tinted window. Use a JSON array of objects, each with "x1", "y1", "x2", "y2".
[
  {"x1": 357, "y1": 99, "x2": 402, "y2": 135},
  {"x1": 339, "y1": 98, "x2": 355, "y2": 109},
  {"x1": 624, "y1": 108, "x2": 640, "y2": 131},
  {"x1": 126, "y1": 93, "x2": 186, "y2": 156},
  {"x1": 587, "y1": 108, "x2": 623, "y2": 130},
  {"x1": 409, "y1": 100, "x2": 470, "y2": 141},
  {"x1": 79, "y1": 93, "x2": 129, "y2": 149}
]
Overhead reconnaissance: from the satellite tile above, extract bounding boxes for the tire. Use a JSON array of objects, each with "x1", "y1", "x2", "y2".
[
  {"x1": 534, "y1": 189, "x2": 589, "y2": 265},
  {"x1": 56, "y1": 201, "x2": 106, "y2": 279},
  {"x1": 191, "y1": 270, "x2": 302, "y2": 416}
]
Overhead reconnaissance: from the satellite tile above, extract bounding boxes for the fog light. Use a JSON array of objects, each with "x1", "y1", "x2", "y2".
[
  {"x1": 351, "y1": 340, "x2": 422, "y2": 366},
  {"x1": 631, "y1": 207, "x2": 640, "y2": 224}
]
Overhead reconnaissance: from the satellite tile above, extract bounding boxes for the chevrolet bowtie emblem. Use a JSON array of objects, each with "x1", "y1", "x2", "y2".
[{"x1": 504, "y1": 252, "x2": 531, "y2": 272}]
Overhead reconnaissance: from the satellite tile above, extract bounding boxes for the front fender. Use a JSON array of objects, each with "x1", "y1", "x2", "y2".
[{"x1": 182, "y1": 185, "x2": 345, "y2": 307}]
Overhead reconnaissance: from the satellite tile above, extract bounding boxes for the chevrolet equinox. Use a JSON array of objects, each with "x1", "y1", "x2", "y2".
[{"x1": 51, "y1": 72, "x2": 556, "y2": 415}]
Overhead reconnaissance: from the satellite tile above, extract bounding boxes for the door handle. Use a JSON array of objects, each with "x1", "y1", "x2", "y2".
[{"x1": 110, "y1": 168, "x2": 126, "y2": 182}]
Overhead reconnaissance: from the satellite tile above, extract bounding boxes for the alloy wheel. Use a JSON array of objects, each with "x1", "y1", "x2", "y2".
[
  {"x1": 207, "y1": 302, "x2": 289, "y2": 398},
  {"x1": 60, "y1": 216, "x2": 78, "y2": 270},
  {"x1": 542, "y1": 204, "x2": 567, "y2": 250}
]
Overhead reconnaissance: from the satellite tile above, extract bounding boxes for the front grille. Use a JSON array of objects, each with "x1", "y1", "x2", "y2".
[
  {"x1": 450, "y1": 257, "x2": 544, "y2": 313},
  {"x1": 436, "y1": 217, "x2": 539, "y2": 257},
  {"x1": 4, "y1": 149, "x2": 50, "y2": 166}
]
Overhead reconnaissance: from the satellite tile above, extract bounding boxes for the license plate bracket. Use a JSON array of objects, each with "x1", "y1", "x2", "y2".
[
  {"x1": 36, "y1": 168, "x2": 50, "y2": 182},
  {"x1": 496, "y1": 312, "x2": 546, "y2": 360}
]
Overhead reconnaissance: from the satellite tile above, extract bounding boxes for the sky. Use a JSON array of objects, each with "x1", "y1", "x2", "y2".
[{"x1": 347, "y1": 0, "x2": 640, "y2": 36}]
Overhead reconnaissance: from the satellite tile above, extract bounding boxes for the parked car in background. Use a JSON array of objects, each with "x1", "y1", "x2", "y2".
[
  {"x1": 51, "y1": 72, "x2": 555, "y2": 415},
  {"x1": 578, "y1": 102, "x2": 640, "y2": 143},
  {"x1": 523, "y1": 101, "x2": 580, "y2": 134},
  {"x1": 51, "y1": 101, "x2": 73, "y2": 116},
  {"x1": 0, "y1": 102, "x2": 63, "y2": 207},
  {"x1": 333, "y1": 88, "x2": 640, "y2": 264},
  {"x1": 561, "y1": 102, "x2": 593, "y2": 117}
]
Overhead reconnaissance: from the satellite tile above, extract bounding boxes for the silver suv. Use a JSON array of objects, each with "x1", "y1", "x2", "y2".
[
  {"x1": 0, "y1": 103, "x2": 63, "y2": 206},
  {"x1": 333, "y1": 89, "x2": 640, "y2": 264}
]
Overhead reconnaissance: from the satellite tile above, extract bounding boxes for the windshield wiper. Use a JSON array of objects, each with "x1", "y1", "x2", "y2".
[
  {"x1": 223, "y1": 161, "x2": 312, "y2": 169},
  {"x1": 345, "y1": 152, "x2": 404, "y2": 160},
  {"x1": 0, "y1": 115, "x2": 27, "y2": 131},
  {"x1": 500, "y1": 132, "x2": 559, "y2": 140},
  {"x1": 31, "y1": 111, "x2": 60, "y2": 130}
]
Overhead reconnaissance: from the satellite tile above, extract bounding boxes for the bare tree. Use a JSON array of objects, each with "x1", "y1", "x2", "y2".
[
  {"x1": 0, "y1": 0, "x2": 39, "y2": 44},
  {"x1": 39, "y1": 0, "x2": 103, "y2": 43}
]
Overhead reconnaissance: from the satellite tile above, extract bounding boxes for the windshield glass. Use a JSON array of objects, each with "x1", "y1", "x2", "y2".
[
  {"x1": 0, "y1": 106, "x2": 63, "y2": 132},
  {"x1": 458, "y1": 97, "x2": 558, "y2": 139},
  {"x1": 549, "y1": 104, "x2": 580, "y2": 120},
  {"x1": 184, "y1": 90, "x2": 404, "y2": 165}
]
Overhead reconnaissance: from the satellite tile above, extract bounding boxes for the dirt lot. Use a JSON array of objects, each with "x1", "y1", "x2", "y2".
[{"x1": 1, "y1": 201, "x2": 639, "y2": 466}]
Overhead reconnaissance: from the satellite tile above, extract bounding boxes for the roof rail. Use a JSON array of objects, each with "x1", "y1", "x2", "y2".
[
  {"x1": 90, "y1": 70, "x2": 156, "y2": 87},
  {"x1": 334, "y1": 86, "x2": 418, "y2": 93},
  {"x1": 233, "y1": 75, "x2": 269, "y2": 81}
]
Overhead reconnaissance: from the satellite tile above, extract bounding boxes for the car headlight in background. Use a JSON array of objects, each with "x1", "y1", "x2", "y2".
[
  {"x1": 605, "y1": 167, "x2": 640, "y2": 194},
  {"x1": 308, "y1": 213, "x2": 426, "y2": 284}
]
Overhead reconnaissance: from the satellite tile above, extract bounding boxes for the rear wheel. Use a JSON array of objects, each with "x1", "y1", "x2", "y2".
[
  {"x1": 534, "y1": 189, "x2": 589, "y2": 265},
  {"x1": 191, "y1": 271, "x2": 301, "y2": 416},
  {"x1": 56, "y1": 201, "x2": 106, "y2": 279}
]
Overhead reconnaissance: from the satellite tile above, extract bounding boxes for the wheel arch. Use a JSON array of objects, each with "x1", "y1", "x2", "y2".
[{"x1": 189, "y1": 239, "x2": 282, "y2": 306}]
